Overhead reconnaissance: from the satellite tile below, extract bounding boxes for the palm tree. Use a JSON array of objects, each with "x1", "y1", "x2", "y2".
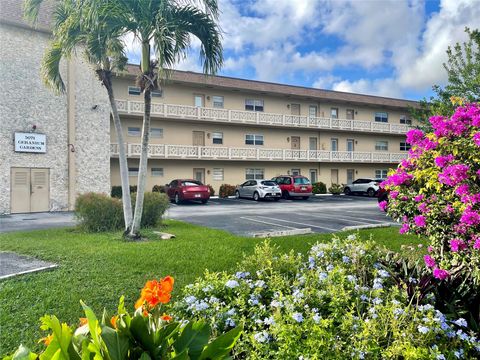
[
  {"x1": 24, "y1": 0, "x2": 134, "y2": 233},
  {"x1": 95, "y1": 0, "x2": 223, "y2": 239}
]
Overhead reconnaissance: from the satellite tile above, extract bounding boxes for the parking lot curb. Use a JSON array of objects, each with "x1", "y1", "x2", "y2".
[
  {"x1": 341, "y1": 223, "x2": 391, "y2": 231},
  {"x1": 251, "y1": 228, "x2": 313, "y2": 238}
]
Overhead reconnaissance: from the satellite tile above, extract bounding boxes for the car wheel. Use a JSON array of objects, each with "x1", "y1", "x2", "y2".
[
  {"x1": 253, "y1": 192, "x2": 260, "y2": 201},
  {"x1": 201, "y1": 199, "x2": 208, "y2": 204},
  {"x1": 282, "y1": 190, "x2": 290, "y2": 199},
  {"x1": 367, "y1": 188, "x2": 376, "y2": 197},
  {"x1": 235, "y1": 190, "x2": 240, "y2": 199},
  {"x1": 174, "y1": 193, "x2": 181, "y2": 204},
  {"x1": 344, "y1": 187, "x2": 351, "y2": 195},
  {"x1": 302, "y1": 196, "x2": 309, "y2": 200}
]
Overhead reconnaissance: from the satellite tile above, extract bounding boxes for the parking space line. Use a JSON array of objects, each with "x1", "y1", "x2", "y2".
[
  {"x1": 306, "y1": 213, "x2": 390, "y2": 224},
  {"x1": 255, "y1": 216, "x2": 338, "y2": 232},
  {"x1": 240, "y1": 217, "x2": 298, "y2": 229}
]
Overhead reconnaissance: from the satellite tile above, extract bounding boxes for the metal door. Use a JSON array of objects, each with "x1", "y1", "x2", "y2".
[
  {"x1": 347, "y1": 139, "x2": 354, "y2": 152},
  {"x1": 330, "y1": 169, "x2": 339, "y2": 185},
  {"x1": 291, "y1": 136, "x2": 300, "y2": 150},
  {"x1": 309, "y1": 137, "x2": 317, "y2": 150},
  {"x1": 291, "y1": 104, "x2": 300, "y2": 115},
  {"x1": 347, "y1": 169, "x2": 355, "y2": 184},
  {"x1": 193, "y1": 168, "x2": 205, "y2": 183},
  {"x1": 192, "y1": 131, "x2": 205, "y2": 146},
  {"x1": 11, "y1": 168, "x2": 49, "y2": 213},
  {"x1": 30, "y1": 169, "x2": 49, "y2": 212}
]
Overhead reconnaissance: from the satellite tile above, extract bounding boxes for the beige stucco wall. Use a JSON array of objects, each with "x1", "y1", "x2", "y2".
[{"x1": 0, "y1": 23, "x2": 110, "y2": 214}]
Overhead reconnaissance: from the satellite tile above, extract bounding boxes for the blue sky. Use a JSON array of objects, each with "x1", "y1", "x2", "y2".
[{"x1": 127, "y1": 0, "x2": 479, "y2": 101}]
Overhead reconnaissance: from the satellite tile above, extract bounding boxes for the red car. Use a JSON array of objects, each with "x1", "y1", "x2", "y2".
[
  {"x1": 166, "y1": 179, "x2": 210, "y2": 204},
  {"x1": 377, "y1": 187, "x2": 389, "y2": 210},
  {"x1": 271, "y1": 175, "x2": 313, "y2": 200}
]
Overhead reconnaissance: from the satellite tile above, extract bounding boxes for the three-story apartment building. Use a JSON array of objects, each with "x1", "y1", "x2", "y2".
[{"x1": 110, "y1": 67, "x2": 416, "y2": 193}]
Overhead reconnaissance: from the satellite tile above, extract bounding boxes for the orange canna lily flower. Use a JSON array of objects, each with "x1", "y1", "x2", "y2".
[
  {"x1": 41, "y1": 334, "x2": 53, "y2": 346},
  {"x1": 135, "y1": 276, "x2": 175, "y2": 309},
  {"x1": 110, "y1": 315, "x2": 118, "y2": 329},
  {"x1": 79, "y1": 317, "x2": 88, "y2": 326},
  {"x1": 161, "y1": 314, "x2": 172, "y2": 321}
]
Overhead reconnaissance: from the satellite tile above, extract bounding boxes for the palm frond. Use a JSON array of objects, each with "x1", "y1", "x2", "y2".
[
  {"x1": 23, "y1": 0, "x2": 46, "y2": 23},
  {"x1": 41, "y1": 41, "x2": 66, "y2": 93}
]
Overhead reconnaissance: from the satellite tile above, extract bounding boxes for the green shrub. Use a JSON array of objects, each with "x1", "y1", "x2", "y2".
[
  {"x1": 207, "y1": 184, "x2": 215, "y2": 197},
  {"x1": 130, "y1": 192, "x2": 169, "y2": 228},
  {"x1": 328, "y1": 183, "x2": 343, "y2": 195},
  {"x1": 75, "y1": 192, "x2": 123, "y2": 232},
  {"x1": 219, "y1": 184, "x2": 236, "y2": 198},
  {"x1": 152, "y1": 184, "x2": 166, "y2": 193},
  {"x1": 312, "y1": 182, "x2": 327, "y2": 194},
  {"x1": 111, "y1": 185, "x2": 138, "y2": 198},
  {"x1": 175, "y1": 235, "x2": 480, "y2": 359}
]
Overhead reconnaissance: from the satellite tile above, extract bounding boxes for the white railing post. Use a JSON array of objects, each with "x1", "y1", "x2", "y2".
[
  {"x1": 256, "y1": 148, "x2": 259, "y2": 160},
  {"x1": 228, "y1": 147, "x2": 232, "y2": 159},
  {"x1": 127, "y1": 101, "x2": 131, "y2": 114},
  {"x1": 370, "y1": 122, "x2": 373, "y2": 131},
  {"x1": 198, "y1": 146, "x2": 202, "y2": 158},
  {"x1": 165, "y1": 145, "x2": 169, "y2": 158},
  {"x1": 256, "y1": 112, "x2": 259, "y2": 124},
  {"x1": 228, "y1": 110, "x2": 232, "y2": 122},
  {"x1": 329, "y1": 117, "x2": 332, "y2": 128}
]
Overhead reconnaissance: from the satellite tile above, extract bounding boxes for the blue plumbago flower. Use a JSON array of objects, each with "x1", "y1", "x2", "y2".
[
  {"x1": 194, "y1": 301, "x2": 209, "y2": 312},
  {"x1": 372, "y1": 278, "x2": 383, "y2": 290},
  {"x1": 391, "y1": 299, "x2": 400, "y2": 305},
  {"x1": 372, "y1": 298, "x2": 382, "y2": 305},
  {"x1": 342, "y1": 256, "x2": 351, "y2": 264},
  {"x1": 184, "y1": 295, "x2": 197, "y2": 304},
  {"x1": 225, "y1": 318, "x2": 235, "y2": 327},
  {"x1": 436, "y1": 355, "x2": 446, "y2": 360},
  {"x1": 360, "y1": 294, "x2": 369, "y2": 301},
  {"x1": 253, "y1": 331, "x2": 269, "y2": 343},
  {"x1": 312, "y1": 314, "x2": 321, "y2": 324},
  {"x1": 326, "y1": 264, "x2": 334, "y2": 272},
  {"x1": 235, "y1": 271, "x2": 250, "y2": 279},
  {"x1": 409, "y1": 277, "x2": 418, "y2": 284},
  {"x1": 454, "y1": 349, "x2": 464, "y2": 358},
  {"x1": 418, "y1": 304, "x2": 434, "y2": 312},
  {"x1": 225, "y1": 280, "x2": 239, "y2": 288},
  {"x1": 202, "y1": 285, "x2": 213, "y2": 292},
  {"x1": 255, "y1": 280, "x2": 266, "y2": 288},
  {"x1": 319, "y1": 272, "x2": 328, "y2": 281},
  {"x1": 453, "y1": 318, "x2": 468, "y2": 328},
  {"x1": 226, "y1": 308, "x2": 236, "y2": 316},
  {"x1": 292, "y1": 312, "x2": 304, "y2": 323},
  {"x1": 346, "y1": 275, "x2": 357, "y2": 283},
  {"x1": 255, "y1": 318, "x2": 263, "y2": 325},
  {"x1": 308, "y1": 256, "x2": 316, "y2": 269},
  {"x1": 248, "y1": 294, "x2": 260, "y2": 306},
  {"x1": 456, "y1": 330, "x2": 469, "y2": 341},
  {"x1": 293, "y1": 289, "x2": 304, "y2": 300},
  {"x1": 263, "y1": 317, "x2": 275, "y2": 326},
  {"x1": 393, "y1": 308, "x2": 405, "y2": 317},
  {"x1": 417, "y1": 325, "x2": 430, "y2": 334},
  {"x1": 270, "y1": 300, "x2": 283, "y2": 308},
  {"x1": 347, "y1": 234, "x2": 357, "y2": 241},
  {"x1": 377, "y1": 269, "x2": 390, "y2": 278},
  {"x1": 373, "y1": 263, "x2": 381, "y2": 269},
  {"x1": 208, "y1": 296, "x2": 219, "y2": 304}
]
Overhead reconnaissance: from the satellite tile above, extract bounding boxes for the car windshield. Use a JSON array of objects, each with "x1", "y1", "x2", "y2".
[
  {"x1": 294, "y1": 177, "x2": 310, "y2": 185},
  {"x1": 182, "y1": 181, "x2": 203, "y2": 186},
  {"x1": 261, "y1": 181, "x2": 277, "y2": 186}
]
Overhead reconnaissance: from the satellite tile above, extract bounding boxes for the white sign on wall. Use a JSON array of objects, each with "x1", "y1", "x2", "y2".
[{"x1": 14, "y1": 132, "x2": 47, "y2": 153}]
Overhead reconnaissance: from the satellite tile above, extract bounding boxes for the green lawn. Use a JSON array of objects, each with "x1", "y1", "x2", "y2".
[{"x1": 0, "y1": 221, "x2": 425, "y2": 356}]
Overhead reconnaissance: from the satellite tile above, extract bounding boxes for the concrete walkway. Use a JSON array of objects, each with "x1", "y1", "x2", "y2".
[
  {"x1": 0, "y1": 212, "x2": 76, "y2": 233},
  {"x1": 0, "y1": 252, "x2": 57, "y2": 279}
]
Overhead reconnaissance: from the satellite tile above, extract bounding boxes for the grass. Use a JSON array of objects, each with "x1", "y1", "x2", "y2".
[{"x1": 0, "y1": 221, "x2": 425, "y2": 355}]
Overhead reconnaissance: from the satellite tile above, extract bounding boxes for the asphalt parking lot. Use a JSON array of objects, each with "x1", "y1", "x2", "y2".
[{"x1": 167, "y1": 195, "x2": 396, "y2": 237}]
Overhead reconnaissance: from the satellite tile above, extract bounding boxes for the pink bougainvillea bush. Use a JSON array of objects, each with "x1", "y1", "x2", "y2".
[{"x1": 382, "y1": 103, "x2": 480, "y2": 284}]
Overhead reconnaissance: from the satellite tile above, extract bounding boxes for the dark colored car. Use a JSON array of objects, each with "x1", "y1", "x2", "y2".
[
  {"x1": 166, "y1": 179, "x2": 210, "y2": 204},
  {"x1": 271, "y1": 175, "x2": 313, "y2": 199},
  {"x1": 377, "y1": 187, "x2": 389, "y2": 204}
]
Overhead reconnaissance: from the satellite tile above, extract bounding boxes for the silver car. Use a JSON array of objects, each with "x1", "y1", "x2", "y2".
[
  {"x1": 343, "y1": 178, "x2": 382, "y2": 197},
  {"x1": 235, "y1": 179, "x2": 282, "y2": 201}
]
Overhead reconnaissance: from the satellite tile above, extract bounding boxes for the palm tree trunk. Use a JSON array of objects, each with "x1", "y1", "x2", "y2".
[
  {"x1": 106, "y1": 81, "x2": 133, "y2": 232},
  {"x1": 129, "y1": 87, "x2": 151, "y2": 238}
]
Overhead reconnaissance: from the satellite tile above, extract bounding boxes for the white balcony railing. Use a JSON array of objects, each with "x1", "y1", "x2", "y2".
[
  {"x1": 115, "y1": 99, "x2": 411, "y2": 135},
  {"x1": 110, "y1": 143, "x2": 408, "y2": 163}
]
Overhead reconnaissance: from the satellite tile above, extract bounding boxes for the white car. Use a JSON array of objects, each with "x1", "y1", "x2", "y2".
[
  {"x1": 343, "y1": 178, "x2": 382, "y2": 197},
  {"x1": 235, "y1": 180, "x2": 282, "y2": 201}
]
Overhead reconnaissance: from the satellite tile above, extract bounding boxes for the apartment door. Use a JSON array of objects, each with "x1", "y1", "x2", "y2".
[
  {"x1": 291, "y1": 104, "x2": 301, "y2": 115},
  {"x1": 193, "y1": 168, "x2": 205, "y2": 183},
  {"x1": 330, "y1": 169, "x2": 339, "y2": 185},
  {"x1": 309, "y1": 137, "x2": 318, "y2": 150},
  {"x1": 11, "y1": 167, "x2": 49, "y2": 213},
  {"x1": 309, "y1": 169, "x2": 318, "y2": 183},
  {"x1": 347, "y1": 169, "x2": 355, "y2": 184},
  {"x1": 192, "y1": 131, "x2": 205, "y2": 146},
  {"x1": 194, "y1": 94, "x2": 205, "y2": 107},
  {"x1": 291, "y1": 136, "x2": 301, "y2": 150},
  {"x1": 346, "y1": 109, "x2": 355, "y2": 120},
  {"x1": 347, "y1": 139, "x2": 355, "y2": 152}
]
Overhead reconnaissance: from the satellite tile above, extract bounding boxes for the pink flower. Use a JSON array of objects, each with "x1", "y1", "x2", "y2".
[
  {"x1": 414, "y1": 194, "x2": 425, "y2": 202},
  {"x1": 438, "y1": 164, "x2": 470, "y2": 186},
  {"x1": 427, "y1": 246, "x2": 433, "y2": 253},
  {"x1": 444, "y1": 204, "x2": 455, "y2": 213},
  {"x1": 414, "y1": 215, "x2": 426, "y2": 227},
  {"x1": 434, "y1": 154, "x2": 454, "y2": 168},
  {"x1": 418, "y1": 203, "x2": 428, "y2": 213},
  {"x1": 406, "y1": 129, "x2": 424, "y2": 145},
  {"x1": 455, "y1": 184, "x2": 470, "y2": 197},
  {"x1": 378, "y1": 200, "x2": 388, "y2": 211},
  {"x1": 473, "y1": 236, "x2": 480, "y2": 250},
  {"x1": 433, "y1": 268, "x2": 449, "y2": 280},
  {"x1": 399, "y1": 223, "x2": 410, "y2": 234},
  {"x1": 424, "y1": 255, "x2": 436, "y2": 268},
  {"x1": 473, "y1": 132, "x2": 480, "y2": 147},
  {"x1": 390, "y1": 191, "x2": 399, "y2": 199},
  {"x1": 459, "y1": 207, "x2": 480, "y2": 226},
  {"x1": 450, "y1": 238, "x2": 467, "y2": 252}
]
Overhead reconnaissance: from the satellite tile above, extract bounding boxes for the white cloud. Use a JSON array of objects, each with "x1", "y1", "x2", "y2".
[{"x1": 332, "y1": 78, "x2": 403, "y2": 98}]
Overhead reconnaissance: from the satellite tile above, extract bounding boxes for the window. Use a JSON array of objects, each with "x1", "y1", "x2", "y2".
[
  {"x1": 128, "y1": 127, "x2": 141, "y2": 136},
  {"x1": 291, "y1": 169, "x2": 301, "y2": 176},
  {"x1": 128, "y1": 167, "x2": 139, "y2": 177},
  {"x1": 212, "y1": 96, "x2": 224, "y2": 108},
  {"x1": 375, "y1": 169, "x2": 389, "y2": 179},
  {"x1": 194, "y1": 95, "x2": 204, "y2": 107},
  {"x1": 375, "y1": 141, "x2": 389, "y2": 151},
  {"x1": 151, "y1": 167, "x2": 164, "y2": 177},
  {"x1": 309, "y1": 105, "x2": 317, "y2": 118},
  {"x1": 151, "y1": 89, "x2": 163, "y2": 97},
  {"x1": 212, "y1": 168, "x2": 224, "y2": 181},
  {"x1": 128, "y1": 86, "x2": 141, "y2": 95},
  {"x1": 212, "y1": 132, "x2": 223, "y2": 144},
  {"x1": 150, "y1": 128, "x2": 163, "y2": 138},
  {"x1": 400, "y1": 115, "x2": 412, "y2": 125},
  {"x1": 331, "y1": 108, "x2": 338, "y2": 119},
  {"x1": 294, "y1": 177, "x2": 311, "y2": 185},
  {"x1": 375, "y1": 112, "x2": 388, "y2": 123},
  {"x1": 346, "y1": 109, "x2": 355, "y2": 120},
  {"x1": 310, "y1": 169, "x2": 318, "y2": 183},
  {"x1": 245, "y1": 134, "x2": 264, "y2": 146},
  {"x1": 331, "y1": 138, "x2": 338, "y2": 151},
  {"x1": 245, "y1": 168, "x2": 264, "y2": 180},
  {"x1": 400, "y1": 142, "x2": 411, "y2": 151},
  {"x1": 245, "y1": 99, "x2": 264, "y2": 112}
]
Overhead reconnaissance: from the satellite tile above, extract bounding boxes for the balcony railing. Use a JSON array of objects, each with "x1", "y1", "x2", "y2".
[
  {"x1": 115, "y1": 99, "x2": 410, "y2": 135},
  {"x1": 110, "y1": 143, "x2": 407, "y2": 163}
]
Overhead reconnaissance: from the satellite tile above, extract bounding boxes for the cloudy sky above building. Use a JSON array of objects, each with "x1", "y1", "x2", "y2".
[{"x1": 127, "y1": 0, "x2": 480, "y2": 100}]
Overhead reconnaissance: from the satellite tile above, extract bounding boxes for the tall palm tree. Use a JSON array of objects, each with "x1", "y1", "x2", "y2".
[
  {"x1": 24, "y1": 0, "x2": 134, "y2": 232},
  {"x1": 95, "y1": 0, "x2": 223, "y2": 238}
]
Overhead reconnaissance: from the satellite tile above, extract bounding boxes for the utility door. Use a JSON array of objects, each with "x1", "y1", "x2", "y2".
[
  {"x1": 309, "y1": 137, "x2": 318, "y2": 150},
  {"x1": 291, "y1": 136, "x2": 301, "y2": 150},
  {"x1": 291, "y1": 104, "x2": 300, "y2": 115},
  {"x1": 193, "y1": 168, "x2": 205, "y2": 183},
  {"x1": 192, "y1": 131, "x2": 205, "y2": 146},
  {"x1": 330, "y1": 169, "x2": 339, "y2": 185},
  {"x1": 11, "y1": 167, "x2": 49, "y2": 213},
  {"x1": 347, "y1": 169, "x2": 355, "y2": 184}
]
